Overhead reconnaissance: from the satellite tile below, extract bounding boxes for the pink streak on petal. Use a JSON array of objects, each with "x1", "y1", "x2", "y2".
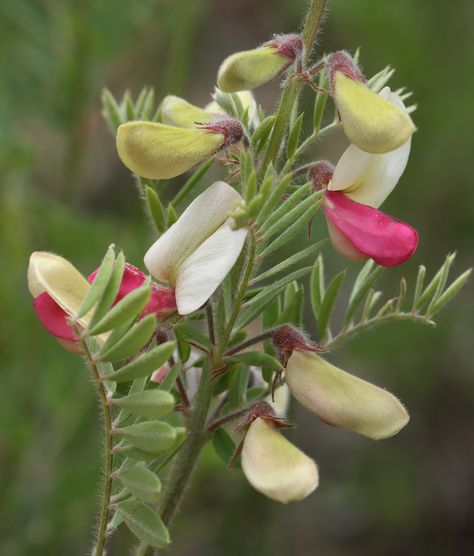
[
  {"x1": 33, "y1": 292, "x2": 76, "y2": 341},
  {"x1": 323, "y1": 191, "x2": 418, "y2": 266}
]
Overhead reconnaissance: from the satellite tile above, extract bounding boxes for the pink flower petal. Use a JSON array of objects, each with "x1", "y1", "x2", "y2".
[
  {"x1": 89, "y1": 263, "x2": 176, "y2": 317},
  {"x1": 33, "y1": 292, "x2": 76, "y2": 341},
  {"x1": 323, "y1": 191, "x2": 418, "y2": 267}
]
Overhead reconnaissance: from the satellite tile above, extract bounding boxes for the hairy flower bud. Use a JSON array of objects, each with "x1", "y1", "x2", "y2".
[
  {"x1": 241, "y1": 417, "x2": 319, "y2": 503},
  {"x1": 285, "y1": 350, "x2": 410, "y2": 440},
  {"x1": 217, "y1": 34, "x2": 303, "y2": 93},
  {"x1": 116, "y1": 119, "x2": 243, "y2": 180},
  {"x1": 271, "y1": 325, "x2": 325, "y2": 365},
  {"x1": 327, "y1": 51, "x2": 415, "y2": 154}
]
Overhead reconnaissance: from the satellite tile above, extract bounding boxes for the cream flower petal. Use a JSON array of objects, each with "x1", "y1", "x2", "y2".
[
  {"x1": 28, "y1": 252, "x2": 90, "y2": 322},
  {"x1": 241, "y1": 417, "x2": 319, "y2": 504},
  {"x1": 175, "y1": 218, "x2": 247, "y2": 315},
  {"x1": 286, "y1": 350, "x2": 409, "y2": 440},
  {"x1": 329, "y1": 87, "x2": 412, "y2": 208},
  {"x1": 144, "y1": 181, "x2": 243, "y2": 284}
]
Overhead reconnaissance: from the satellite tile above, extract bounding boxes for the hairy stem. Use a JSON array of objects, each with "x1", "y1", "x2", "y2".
[
  {"x1": 326, "y1": 312, "x2": 435, "y2": 350},
  {"x1": 262, "y1": 0, "x2": 328, "y2": 170},
  {"x1": 79, "y1": 334, "x2": 114, "y2": 556}
]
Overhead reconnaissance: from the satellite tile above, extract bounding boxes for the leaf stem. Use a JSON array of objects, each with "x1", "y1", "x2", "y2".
[
  {"x1": 224, "y1": 328, "x2": 278, "y2": 357},
  {"x1": 326, "y1": 312, "x2": 435, "y2": 350},
  {"x1": 261, "y1": 0, "x2": 328, "y2": 170}
]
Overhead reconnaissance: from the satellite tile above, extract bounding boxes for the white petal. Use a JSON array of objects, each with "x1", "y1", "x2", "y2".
[
  {"x1": 329, "y1": 88, "x2": 412, "y2": 208},
  {"x1": 175, "y1": 218, "x2": 247, "y2": 314},
  {"x1": 286, "y1": 351, "x2": 410, "y2": 440},
  {"x1": 241, "y1": 417, "x2": 318, "y2": 504},
  {"x1": 144, "y1": 181, "x2": 243, "y2": 284}
]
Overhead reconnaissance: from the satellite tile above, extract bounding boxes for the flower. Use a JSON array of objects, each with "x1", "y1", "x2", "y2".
[
  {"x1": 144, "y1": 181, "x2": 247, "y2": 315},
  {"x1": 116, "y1": 118, "x2": 243, "y2": 180},
  {"x1": 241, "y1": 416, "x2": 318, "y2": 504},
  {"x1": 326, "y1": 51, "x2": 415, "y2": 153},
  {"x1": 217, "y1": 34, "x2": 303, "y2": 92},
  {"x1": 28, "y1": 252, "x2": 175, "y2": 351},
  {"x1": 309, "y1": 85, "x2": 418, "y2": 267}
]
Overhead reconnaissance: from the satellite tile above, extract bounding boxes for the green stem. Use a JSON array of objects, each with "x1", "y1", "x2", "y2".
[
  {"x1": 79, "y1": 334, "x2": 114, "y2": 556},
  {"x1": 326, "y1": 312, "x2": 435, "y2": 350},
  {"x1": 261, "y1": 0, "x2": 328, "y2": 170},
  {"x1": 218, "y1": 230, "x2": 257, "y2": 358}
]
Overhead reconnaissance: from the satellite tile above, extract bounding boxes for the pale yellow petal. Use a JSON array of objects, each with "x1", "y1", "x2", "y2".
[
  {"x1": 161, "y1": 95, "x2": 215, "y2": 128},
  {"x1": 334, "y1": 72, "x2": 415, "y2": 154},
  {"x1": 329, "y1": 87, "x2": 412, "y2": 207},
  {"x1": 28, "y1": 252, "x2": 90, "y2": 320},
  {"x1": 286, "y1": 351, "x2": 409, "y2": 440},
  {"x1": 116, "y1": 121, "x2": 223, "y2": 179},
  {"x1": 217, "y1": 46, "x2": 289, "y2": 92},
  {"x1": 241, "y1": 417, "x2": 319, "y2": 504}
]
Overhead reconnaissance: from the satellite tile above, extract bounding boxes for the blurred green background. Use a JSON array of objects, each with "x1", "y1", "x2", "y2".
[{"x1": 1, "y1": 0, "x2": 473, "y2": 554}]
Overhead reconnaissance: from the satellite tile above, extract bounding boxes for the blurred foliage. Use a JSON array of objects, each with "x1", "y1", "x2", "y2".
[{"x1": 0, "y1": 0, "x2": 472, "y2": 554}]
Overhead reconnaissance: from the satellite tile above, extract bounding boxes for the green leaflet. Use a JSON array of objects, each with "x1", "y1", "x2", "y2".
[
  {"x1": 99, "y1": 314, "x2": 157, "y2": 362},
  {"x1": 116, "y1": 465, "x2": 162, "y2": 504},
  {"x1": 345, "y1": 262, "x2": 384, "y2": 324},
  {"x1": 286, "y1": 112, "x2": 304, "y2": 159},
  {"x1": 116, "y1": 498, "x2": 169, "y2": 548},
  {"x1": 111, "y1": 390, "x2": 175, "y2": 419},
  {"x1": 114, "y1": 421, "x2": 177, "y2": 453},
  {"x1": 76, "y1": 244, "x2": 115, "y2": 318},
  {"x1": 318, "y1": 270, "x2": 345, "y2": 343},
  {"x1": 88, "y1": 279, "x2": 152, "y2": 335},
  {"x1": 107, "y1": 341, "x2": 175, "y2": 382},
  {"x1": 89, "y1": 252, "x2": 126, "y2": 328}
]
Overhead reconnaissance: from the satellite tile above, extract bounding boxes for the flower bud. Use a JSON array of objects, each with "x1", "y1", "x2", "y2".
[
  {"x1": 285, "y1": 350, "x2": 410, "y2": 440},
  {"x1": 241, "y1": 417, "x2": 318, "y2": 503},
  {"x1": 323, "y1": 190, "x2": 418, "y2": 266},
  {"x1": 217, "y1": 34, "x2": 303, "y2": 93},
  {"x1": 160, "y1": 95, "x2": 216, "y2": 128},
  {"x1": 327, "y1": 51, "x2": 415, "y2": 154},
  {"x1": 116, "y1": 119, "x2": 243, "y2": 180}
]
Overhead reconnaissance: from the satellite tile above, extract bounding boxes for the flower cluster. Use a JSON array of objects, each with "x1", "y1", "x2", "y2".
[{"x1": 25, "y1": 15, "x2": 470, "y2": 552}]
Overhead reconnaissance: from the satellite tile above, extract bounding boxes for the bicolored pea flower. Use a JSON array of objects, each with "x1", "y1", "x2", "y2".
[
  {"x1": 161, "y1": 90, "x2": 258, "y2": 129},
  {"x1": 28, "y1": 252, "x2": 176, "y2": 352},
  {"x1": 217, "y1": 33, "x2": 303, "y2": 93},
  {"x1": 272, "y1": 327, "x2": 409, "y2": 441},
  {"x1": 326, "y1": 51, "x2": 415, "y2": 153},
  {"x1": 240, "y1": 402, "x2": 319, "y2": 504},
  {"x1": 309, "y1": 89, "x2": 418, "y2": 267},
  {"x1": 144, "y1": 181, "x2": 247, "y2": 315},
  {"x1": 116, "y1": 118, "x2": 243, "y2": 180}
]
